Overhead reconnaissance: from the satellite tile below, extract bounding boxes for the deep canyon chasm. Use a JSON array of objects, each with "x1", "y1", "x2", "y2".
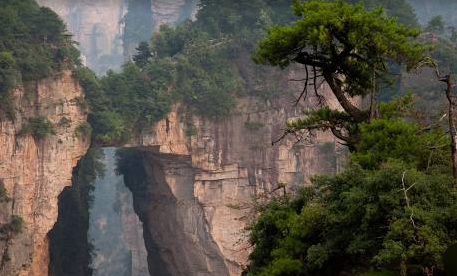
[{"x1": 0, "y1": 1, "x2": 346, "y2": 276}]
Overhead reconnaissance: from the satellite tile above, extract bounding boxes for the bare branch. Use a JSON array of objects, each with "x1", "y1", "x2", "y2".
[
  {"x1": 271, "y1": 130, "x2": 290, "y2": 145},
  {"x1": 294, "y1": 66, "x2": 309, "y2": 106},
  {"x1": 400, "y1": 171, "x2": 417, "y2": 228}
]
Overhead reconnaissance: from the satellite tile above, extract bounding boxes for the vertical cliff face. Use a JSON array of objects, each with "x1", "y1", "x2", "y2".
[
  {"x1": 36, "y1": 0, "x2": 200, "y2": 73},
  {"x1": 123, "y1": 0, "x2": 199, "y2": 60},
  {"x1": 117, "y1": 180, "x2": 149, "y2": 276},
  {"x1": 36, "y1": 0, "x2": 127, "y2": 75},
  {"x1": 0, "y1": 71, "x2": 89, "y2": 276},
  {"x1": 150, "y1": 0, "x2": 199, "y2": 31},
  {"x1": 125, "y1": 81, "x2": 343, "y2": 276}
]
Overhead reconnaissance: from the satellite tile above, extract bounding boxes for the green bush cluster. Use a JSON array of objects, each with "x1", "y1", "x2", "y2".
[
  {"x1": 247, "y1": 119, "x2": 456, "y2": 276},
  {"x1": 246, "y1": 1, "x2": 457, "y2": 276},
  {"x1": 0, "y1": 215, "x2": 23, "y2": 239},
  {"x1": 74, "y1": 122, "x2": 92, "y2": 138},
  {"x1": 0, "y1": 180, "x2": 10, "y2": 203},
  {"x1": 17, "y1": 117, "x2": 55, "y2": 140}
]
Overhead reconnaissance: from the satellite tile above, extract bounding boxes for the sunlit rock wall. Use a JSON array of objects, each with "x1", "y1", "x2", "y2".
[
  {"x1": 126, "y1": 76, "x2": 345, "y2": 276},
  {"x1": 151, "y1": 0, "x2": 199, "y2": 31},
  {"x1": 0, "y1": 71, "x2": 89, "y2": 276}
]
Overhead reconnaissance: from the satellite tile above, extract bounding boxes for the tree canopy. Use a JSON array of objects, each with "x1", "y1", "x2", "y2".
[
  {"x1": 254, "y1": 0, "x2": 428, "y2": 148},
  {"x1": 246, "y1": 116, "x2": 456, "y2": 276}
]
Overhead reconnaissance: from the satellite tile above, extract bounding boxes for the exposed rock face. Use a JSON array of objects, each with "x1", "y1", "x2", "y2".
[
  {"x1": 35, "y1": 0, "x2": 200, "y2": 72},
  {"x1": 150, "y1": 0, "x2": 199, "y2": 31},
  {"x1": 0, "y1": 71, "x2": 89, "y2": 276},
  {"x1": 117, "y1": 181, "x2": 149, "y2": 276},
  {"x1": 127, "y1": 82, "x2": 344, "y2": 276},
  {"x1": 36, "y1": 0, "x2": 127, "y2": 75}
]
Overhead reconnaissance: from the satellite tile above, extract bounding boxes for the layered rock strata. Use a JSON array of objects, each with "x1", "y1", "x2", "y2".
[
  {"x1": 151, "y1": 0, "x2": 200, "y2": 31},
  {"x1": 36, "y1": 0, "x2": 127, "y2": 75},
  {"x1": 0, "y1": 71, "x2": 89, "y2": 276},
  {"x1": 127, "y1": 82, "x2": 344, "y2": 276}
]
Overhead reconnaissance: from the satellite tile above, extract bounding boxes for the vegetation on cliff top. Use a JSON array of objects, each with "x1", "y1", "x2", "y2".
[
  {"x1": 77, "y1": 0, "x2": 299, "y2": 144},
  {"x1": 0, "y1": 0, "x2": 80, "y2": 119}
]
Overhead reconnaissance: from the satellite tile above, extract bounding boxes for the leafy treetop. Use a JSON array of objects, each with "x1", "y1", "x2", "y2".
[{"x1": 254, "y1": 0, "x2": 428, "y2": 148}]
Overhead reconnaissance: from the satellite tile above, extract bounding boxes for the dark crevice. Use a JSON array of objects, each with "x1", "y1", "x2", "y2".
[{"x1": 48, "y1": 149, "x2": 105, "y2": 276}]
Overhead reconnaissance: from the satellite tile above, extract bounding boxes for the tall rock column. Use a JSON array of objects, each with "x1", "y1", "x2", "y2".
[
  {"x1": 0, "y1": 71, "x2": 90, "y2": 276},
  {"x1": 36, "y1": 0, "x2": 128, "y2": 75}
]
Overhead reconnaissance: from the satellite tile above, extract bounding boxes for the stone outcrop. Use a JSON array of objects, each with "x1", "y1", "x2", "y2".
[
  {"x1": 0, "y1": 71, "x2": 89, "y2": 276},
  {"x1": 126, "y1": 80, "x2": 344, "y2": 276},
  {"x1": 151, "y1": 0, "x2": 199, "y2": 31},
  {"x1": 36, "y1": 0, "x2": 127, "y2": 75},
  {"x1": 35, "y1": 0, "x2": 200, "y2": 72},
  {"x1": 117, "y1": 181, "x2": 149, "y2": 276}
]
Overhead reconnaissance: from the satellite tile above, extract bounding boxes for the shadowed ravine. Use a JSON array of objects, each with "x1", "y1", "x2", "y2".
[{"x1": 89, "y1": 148, "x2": 149, "y2": 276}]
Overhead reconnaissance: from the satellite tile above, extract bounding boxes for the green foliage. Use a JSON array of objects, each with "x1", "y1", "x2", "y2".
[
  {"x1": 248, "y1": 160, "x2": 456, "y2": 276},
  {"x1": 0, "y1": 0, "x2": 80, "y2": 119},
  {"x1": 0, "y1": 51, "x2": 17, "y2": 119},
  {"x1": 426, "y1": 15, "x2": 445, "y2": 34},
  {"x1": 17, "y1": 117, "x2": 55, "y2": 140},
  {"x1": 252, "y1": 0, "x2": 429, "y2": 149},
  {"x1": 0, "y1": 180, "x2": 10, "y2": 203},
  {"x1": 345, "y1": 0, "x2": 418, "y2": 27},
  {"x1": 74, "y1": 122, "x2": 92, "y2": 137},
  {"x1": 254, "y1": 1, "x2": 426, "y2": 84},
  {"x1": 352, "y1": 119, "x2": 450, "y2": 170},
  {"x1": 247, "y1": 95, "x2": 456, "y2": 276},
  {"x1": 133, "y1": 41, "x2": 152, "y2": 68},
  {"x1": 90, "y1": 110, "x2": 130, "y2": 144},
  {"x1": 0, "y1": 215, "x2": 23, "y2": 239},
  {"x1": 58, "y1": 117, "x2": 72, "y2": 128}
]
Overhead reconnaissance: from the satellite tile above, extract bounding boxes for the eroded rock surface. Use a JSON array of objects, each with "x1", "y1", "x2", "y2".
[
  {"x1": 0, "y1": 71, "x2": 89, "y2": 276},
  {"x1": 127, "y1": 82, "x2": 345, "y2": 276},
  {"x1": 36, "y1": 0, "x2": 127, "y2": 74},
  {"x1": 151, "y1": 0, "x2": 199, "y2": 30}
]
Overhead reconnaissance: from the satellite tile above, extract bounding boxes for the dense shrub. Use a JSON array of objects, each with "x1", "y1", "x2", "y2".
[
  {"x1": 247, "y1": 120, "x2": 456, "y2": 276},
  {"x1": 17, "y1": 117, "x2": 55, "y2": 140}
]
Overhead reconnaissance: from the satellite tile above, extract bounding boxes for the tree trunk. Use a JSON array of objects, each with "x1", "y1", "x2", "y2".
[
  {"x1": 443, "y1": 75, "x2": 457, "y2": 182},
  {"x1": 323, "y1": 71, "x2": 368, "y2": 123}
]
